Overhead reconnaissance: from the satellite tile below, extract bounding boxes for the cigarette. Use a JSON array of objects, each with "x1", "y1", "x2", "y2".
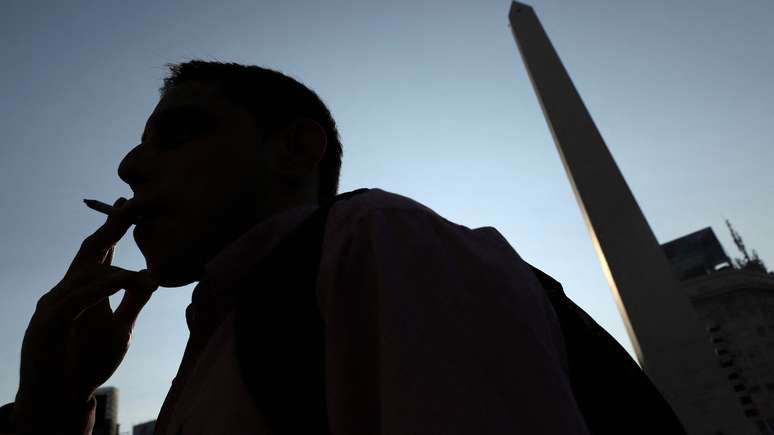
[{"x1": 83, "y1": 199, "x2": 116, "y2": 216}]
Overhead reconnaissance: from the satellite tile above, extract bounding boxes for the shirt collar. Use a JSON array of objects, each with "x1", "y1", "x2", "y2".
[{"x1": 200, "y1": 203, "x2": 319, "y2": 295}]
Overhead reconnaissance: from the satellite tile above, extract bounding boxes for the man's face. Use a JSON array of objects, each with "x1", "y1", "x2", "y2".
[{"x1": 118, "y1": 80, "x2": 275, "y2": 287}]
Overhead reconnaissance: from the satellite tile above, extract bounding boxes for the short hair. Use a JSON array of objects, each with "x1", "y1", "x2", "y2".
[{"x1": 160, "y1": 60, "x2": 343, "y2": 203}]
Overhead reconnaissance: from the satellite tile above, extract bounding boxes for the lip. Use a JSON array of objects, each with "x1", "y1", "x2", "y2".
[
  {"x1": 126, "y1": 198, "x2": 165, "y2": 225},
  {"x1": 134, "y1": 213, "x2": 157, "y2": 225},
  {"x1": 133, "y1": 213, "x2": 167, "y2": 248},
  {"x1": 135, "y1": 213, "x2": 162, "y2": 227}
]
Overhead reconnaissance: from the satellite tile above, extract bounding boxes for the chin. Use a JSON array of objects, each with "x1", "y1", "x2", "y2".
[{"x1": 145, "y1": 253, "x2": 205, "y2": 288}]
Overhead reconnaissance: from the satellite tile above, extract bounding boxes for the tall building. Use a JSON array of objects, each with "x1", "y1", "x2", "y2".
[
  {"x1": 508, "y1": 2, "x2": 756, "y2": 433},
  {"x1": 132, "y1": 420, "x2": 156, "y2": 435},
  {"x1": 94, "y1": 387, "x2": 119, "y2": 435},
  {"x1": 664, "y1": 226, "x2": 774, "y2": 434}
]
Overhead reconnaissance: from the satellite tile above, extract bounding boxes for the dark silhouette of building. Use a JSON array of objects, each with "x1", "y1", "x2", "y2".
[
  {"x1": 94, "y1": 387, "x2": 119, "y2": 435},
  {"x1": 663, "y1": 228, "x2": 733, "y2": 280},
  {"x1": 664, "y1": 226, "x2": 774, "y2": 434},
  {"x1": 132, "y1": 420, "x2": 155, "y2": 435}
]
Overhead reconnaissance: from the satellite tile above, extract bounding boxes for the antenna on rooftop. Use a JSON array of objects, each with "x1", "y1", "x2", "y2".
[
  {"x1": 726, "y1": 219, "x2": 767, "y2": 272},
  {"x1": 726, "y1": 219, "x2": 751, "y2": 264}
]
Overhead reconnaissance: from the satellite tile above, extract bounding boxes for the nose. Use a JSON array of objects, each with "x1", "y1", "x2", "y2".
[{"x1": 117, "y1": 143, "x2": 150, "y2": 189}]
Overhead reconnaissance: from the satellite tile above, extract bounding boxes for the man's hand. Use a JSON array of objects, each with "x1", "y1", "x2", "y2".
[{"x1": 13, "y1": 198, "x2": 158, "y2": 432}]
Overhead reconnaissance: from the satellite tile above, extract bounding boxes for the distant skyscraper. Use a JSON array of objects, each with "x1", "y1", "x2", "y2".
[
  {"x1": 664, "y1": 227, "x2": 774, "y2": 434},
  {"x1": 508, "y1": 2, "x2": 755, "y2": 433},
  {"x1": 132, "y1": 420, "x2": 156, "y2": 435},
  {"x1": 94, "y1": 387, "x2": 119, "y2": 435}
]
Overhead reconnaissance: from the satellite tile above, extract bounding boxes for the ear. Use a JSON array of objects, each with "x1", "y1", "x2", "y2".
[{"x1": 274, "y1": 118, "x2": 328, "y2": 178}]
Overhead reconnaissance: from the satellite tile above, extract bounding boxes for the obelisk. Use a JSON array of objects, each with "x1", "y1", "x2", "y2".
[{"x1": 508, "y1": 2, "x2": 753, "y2": 434}]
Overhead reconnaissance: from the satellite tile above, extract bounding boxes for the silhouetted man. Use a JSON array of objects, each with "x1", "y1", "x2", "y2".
[{"x1": 1, "y1": 61, "x2": 590, "y2": 434}]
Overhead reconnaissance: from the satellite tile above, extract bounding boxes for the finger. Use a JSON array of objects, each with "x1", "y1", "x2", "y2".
[
  {"x1": 51, "y1": 261, "x2": 116, "y2": 300},
  {"x1": 101, "y1": 245, "x2": 115, "y2": 265},
  {"x1": 52, "y1": 261, "x2": 131, "y2": 302},
  {"x1": 74, "y1": 297, "x2": 114, "y2": 334},
  {"x1": 58, "y1": 272, "x2": 127, "y2": 320},
  {"x1": 72, "y1": 197, "x2": 137, "y2": 266},
  {"x1": 114, "y1": 270, "x2": 156, "y2": 330},
  {"x1": 91, "y1": 198, "x2": 128, "y2": 266},
  {"x1": 61, "y1": 267, "x2": 154, "y2": 321}
]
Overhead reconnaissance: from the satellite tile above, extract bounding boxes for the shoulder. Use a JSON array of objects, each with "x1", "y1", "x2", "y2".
[
  {"x1": 329, "y1": 188, "x2": 500, "y2": 237},
  {"x1": 322, "y1": 188, "x2": 441, "y2": 257},
  {"x1": 325, "y1": 188, "x2": 476, "y2": 246},
  {"x1": 328, "y1": 188, "x2": 440, "y2": 225},
  {"x1": 324, "y1": 188, "x2": 521, "y2": 265},
  {"x1": 319, "y1": 190, "x2": 566, "y2": 360}
]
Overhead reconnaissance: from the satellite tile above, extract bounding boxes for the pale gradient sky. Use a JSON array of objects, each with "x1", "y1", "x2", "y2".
[{"x1": 1, "y1": 0, "x2": 772, "y2": 429}]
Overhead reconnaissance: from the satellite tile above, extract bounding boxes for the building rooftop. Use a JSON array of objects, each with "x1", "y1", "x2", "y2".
[{"x1": 663, "y1": 227, "x2": 733, "y2": 280}]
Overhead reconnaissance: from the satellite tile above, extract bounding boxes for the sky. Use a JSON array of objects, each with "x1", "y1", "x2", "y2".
[{"x1": 1, "y1": 0, "x2": 772, "y2": 430}]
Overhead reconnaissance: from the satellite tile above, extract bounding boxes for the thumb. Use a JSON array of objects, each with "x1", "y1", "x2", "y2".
[{"x1": 114, "y1": 269, "x2": 157, "y2": 330}]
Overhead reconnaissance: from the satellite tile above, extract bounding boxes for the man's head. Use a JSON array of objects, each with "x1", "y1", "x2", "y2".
[{"x1": 117, "y1": 60, "x2": 343, "y2": 287}]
